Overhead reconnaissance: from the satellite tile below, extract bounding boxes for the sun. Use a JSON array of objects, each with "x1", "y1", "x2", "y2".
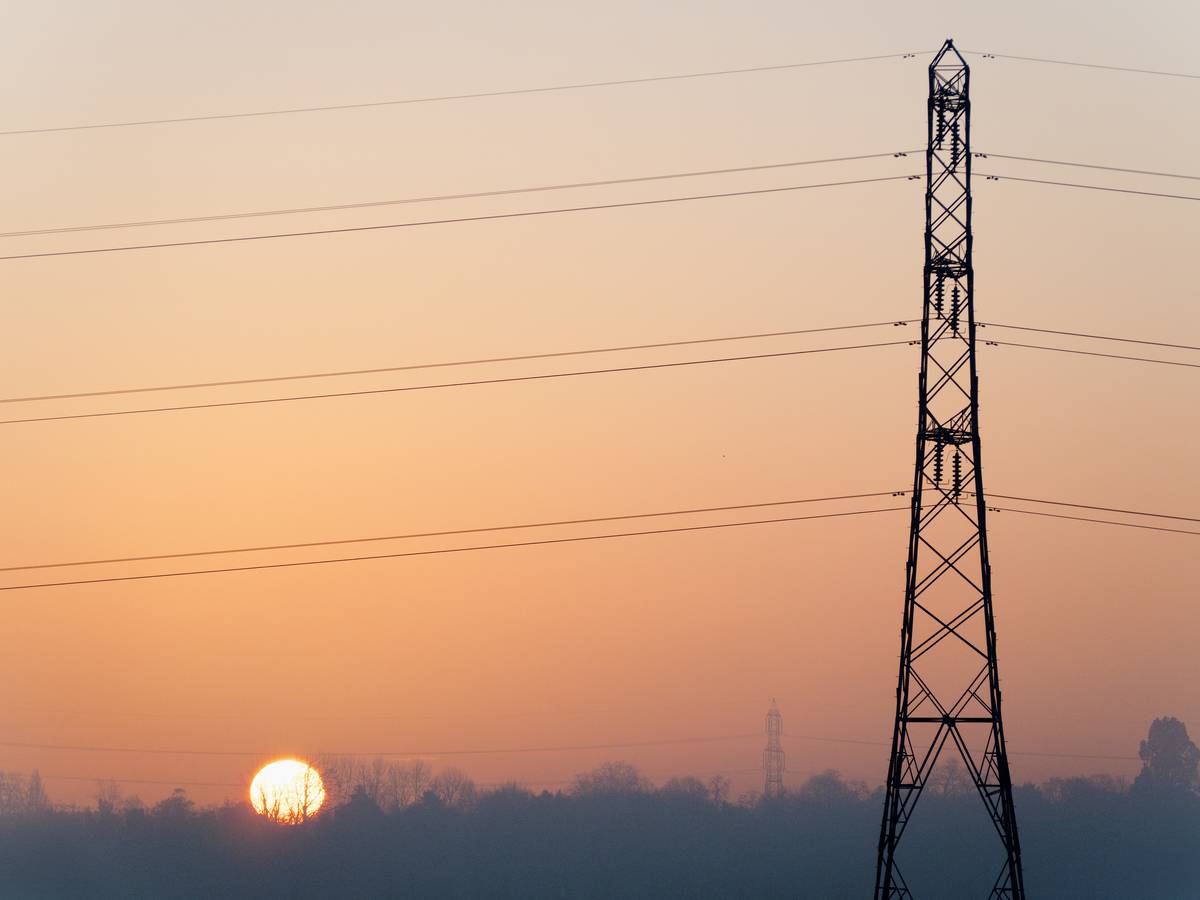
[{"x1": 249, "y1": 759, "x2": 326, "y2": 824}]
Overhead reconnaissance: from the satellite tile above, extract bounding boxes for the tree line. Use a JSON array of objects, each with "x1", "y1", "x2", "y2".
[{"x1": 0, "y1": 717, "x2": 1194, "y2": 898}]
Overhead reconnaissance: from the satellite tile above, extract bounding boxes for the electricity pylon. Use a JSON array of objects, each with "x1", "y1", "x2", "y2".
[
  {"x1": 764, "y1": 700, "x2": 784, "y2": 799},
  {"x1": 873, "y1": 40, "x2": 1026, "y2": 899}
]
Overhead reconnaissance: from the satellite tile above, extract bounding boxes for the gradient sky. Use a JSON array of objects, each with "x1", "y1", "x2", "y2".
[{"x1": 0, "y1": 0, "x2": 1196, "y2": 806}]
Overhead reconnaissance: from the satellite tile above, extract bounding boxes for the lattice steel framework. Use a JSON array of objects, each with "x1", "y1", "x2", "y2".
[
  {"x1": 873, "y1": 40, "x2": 1026, "y2": 899},
  {"x1": 764, "y1": 700, "x2": 784, "y2": 799}
]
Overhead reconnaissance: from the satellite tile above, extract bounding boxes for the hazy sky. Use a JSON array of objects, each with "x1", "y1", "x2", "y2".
[{"x1": 0, "y1": 0, "x2": 1196, "y2": 806}]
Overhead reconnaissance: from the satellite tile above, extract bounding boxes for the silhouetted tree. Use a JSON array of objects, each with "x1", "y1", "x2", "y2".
[
  {"x1": 430, "y1": 767, "x2": 477, "y2": 809},
  {"x1": 571, "y1": 761, "x2": 649, "y2": 797},
  {"x1": 0, "y1": 772, "x2": 26, "y2": 816},
  {"x1": 1135, "y1": 716, "x2": 1200, "y2": 794},
  {"x1": 657, "y1": 777, "x2": 710, "y2": 801},
  {"x1": 25, "y1": 771, "x2": 47, "y2": 813},
  {"x1": 708, "y1": 774, "x2": 731, "y2": 806}
]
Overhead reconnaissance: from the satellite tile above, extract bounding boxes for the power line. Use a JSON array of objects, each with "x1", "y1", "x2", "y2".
[
  {"x1": 1, "y1": 498, "x2": 1196, "y2": 593},
  {"x1": 0, "y1": 175, "x2": 919, "y2": 262},
  {"x1": 0, "y1": 506, "x2": 909, "y2": 593},
  {"x1": 978, "y1": 152, "x2": 1199, "y2": 182},
  {"x1": 0, "y1": 152, "x2": 918, "y2": 239},
  {"x1": 0, "y1": 321, "x2": 908, "y2": 405},
  {"x1": 0, "y1": 490, "x2": 901, "y2": 573},
  {"x1": 6, "y1": 148, "x2": 1192, "y2": 242},
  {"x1": 0, "y1": 333, "x2": 1187, "y2": 429},
  {"x1": 0, "y1": 52, "x2": 925, "y2": 138},
  {"x1": 42, "y1": 773, "x2": 242, "y2": 789},
  {"x1": 988, "y1": 494, "x2": 1200, "y2": 525},
  {"x1": 0, "y1": 732, "x2": 762, "y2": 759},
  {"x1": 980, "y1": 322, "x2": 1200, "y2": 353},
  {"x1": 985, "y1": 339, "x2": 1200, "y2": 369},
  {"x1": 991, "y1": 507, "x2": 1200, "y2": 537},
  {"x1": 981, "y1": 172, "x2": 1200, "y2": 202},
  {"x1": 965, "y1": 50, "x2": 1200, "y2": 81},
  {"x1": 5, "y1": 488, "x2": 1192, "y2": 578},
  {"x1": 3, "y1": 318, "x2": 1196, "y2": 410},
  {"x1": 0, "y1": 340, "x2": 914, "y2": 427}
]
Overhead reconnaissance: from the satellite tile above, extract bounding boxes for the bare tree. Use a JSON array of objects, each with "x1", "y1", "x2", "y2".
[
  {"x1": 26, "y1": 771, "x2": 48, "y2": 813},
  {"x1": 389, "y1": 760, "x2": 433, "y2": 809},
  {"x1": 709, "y1": 775, "x2": 731, "y2": 806},
  {"x1": 0, "y1": 772, "x2": 27, "y2": 816},
  {"x1": 571, "y1": 762, "x2": 650, "y2": 798},
  {"x1": 431, "y1": 767, "x2": 477, "y2": 809},
  {"x1": 96, "y1": 780, "x2": 123, "y2": 816}
]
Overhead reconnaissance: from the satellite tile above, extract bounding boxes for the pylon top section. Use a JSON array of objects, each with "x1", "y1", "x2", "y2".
[{"x1": 930, "y1": 39, "x2": 967, "y2": 70}]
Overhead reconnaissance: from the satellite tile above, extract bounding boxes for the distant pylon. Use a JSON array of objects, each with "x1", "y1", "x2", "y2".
[
  {"x1": 873, "y1": 39, "x2": 1025, "y2": 899},
  {"x1": 763, "y1": 700, "x2": 785, "y2": 798}
]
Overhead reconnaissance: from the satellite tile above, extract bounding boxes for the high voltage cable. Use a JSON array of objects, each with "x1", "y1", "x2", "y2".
[
  {"x1": 990, "y1": 507, "x2": 1200, "y2": 537},
  {"x1": 1, "y1": 729, "x2": 1140, "y2": 763},
  {"x1": 0, "y1": 319, "x2": 1193, "y2": 409},
  {"x1": 0, "y1": 732, "x2": 763, "y2": 759},
  {"x1": 988, "y1": 493, "x2": 1200, "y2": 525},
  {"x1": 0, "y1": 335, "x2": 1187, "y2": 429},
  {"x1": 0, "y1": 152, "x2": 919, "y2": 239},
  {"x1": 0, "y1": 334, "x2": 1188, "y2": 429},
  {"x1": 0, "y1": 175, "x2": 920, "y2": 262},
  {"x1": 0, "y1": 52, "x2": 925, "y2": 138},
  {"x1": 965, "y1": 50, "x2": 1200, "y2": 81},
  {"x1": 977, "y1": 152, "x2": 1200, "y2": 182},
  {"x1": 985, "y1": 339, "x2": 1200, "y2": 369},
  {"x1": 1, "y1": 169, "x2": 1192, "y2": 264},
  {"x1": 0, "y1": 507, "x2": 909, "y2": 593},
  {"x1": 7, "y1": 489, "x2": 1192, "y2": 575},
  {"x1": 0, "y1": 321, "x2": 907, "y2": 405},
  {"x1": 0, "y1": 500, "x2": 1196, "y2": 593},
  {"x1": 980, "y1": 322, "x2": 1200, "y2": 353},
  {"x1": 0, "y1": 490, "x2": 901, "y2": 573},
  {"x1": 0, "y1": 340, "x2": 914, "y2": 427},
  {"x1": 1, "y1": 150, "x2": 1190, "y2": 242},
  {"x1": 980, "y1": 172, "x2": 1200, "y2": 202}
]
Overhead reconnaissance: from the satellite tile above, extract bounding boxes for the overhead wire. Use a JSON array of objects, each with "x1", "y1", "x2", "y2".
[
  {"x1": 0, "y1": 151, "x2": 920, "y2": 239},
  {"x1": 983, "y1": 339, "x2": 1200, "y2": 369},
  {"x1": 987, "y1": 494, "x2": 1200, "y2": 525},
  {"x1": 0, "y1": 490, "x2": 903, "y2": 573},
  {"x1": 0, "y1": 340, "x2": 915, "y2": 427},
  {"x1": 0, "y1": 507, "x2": 909, "y2": 593},
  {"x1": 0, "y1": 318, "x2": 1195, "y2": 411},
  {"x1": 979, "y1": 172, "x2": 1200, "y2": 202},
  {"x1": 0, "y1": 52, "x2": 926, "y2": 137},
  {"x1": 0, "y1": 732, "x2": 764, "y2": 759},
  {"x1": 964, "y1": 50, "x2": 1200, "y2": 81},
  {"x1": 989, "y1": 507, "x2": 1200, "y2": 537},
  {"x1": 0, "y1": 494, "x2": 1198, "y2": 592},
  {"x1": 0, "y1": 321, "x2": 909, "y2": 405},
  {"x1": 0, "y1": 489, "x2": 1189, "y2": 578},
  {"x1": 0, "y1": 175, "x2": 921, "y2": 262},
  {"x1": 0, "y1": 149, "x2": 1191, "y2": 242},
  {"x1": 979, "y1": 322, "x2": 1200, "y2": 353},
  {"x1": 977, "y1": 152, "x2": 1199, "y2": 182}
]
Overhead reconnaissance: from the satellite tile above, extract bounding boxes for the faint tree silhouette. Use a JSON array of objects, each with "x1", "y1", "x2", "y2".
[
  {"x1": 661, "y1": 776, "x2": 710, "y2": 801},
  {"x1": 431, "y1": 767, "x2": 477, "y2": 809},
  {"x1": 1135, "y1": 717, "x2": 1200, "y2": 794},
  {"x1": 708, "y1": 774, "x2": 731, "y2": 806},
  {"x1": 95, "y1": 780, "x2": 123, "y2": 816},
  {"x1": 25, "y1": 771, "x2": 48, "y2": 813},
  {"x1": 571, "y1": 761, "x2": 650, "y2": 798}
]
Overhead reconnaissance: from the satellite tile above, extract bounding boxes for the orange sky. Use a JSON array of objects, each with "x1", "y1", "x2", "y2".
[{"x1": 0, "y1": 1, "x2": 1196, "y2": 806}]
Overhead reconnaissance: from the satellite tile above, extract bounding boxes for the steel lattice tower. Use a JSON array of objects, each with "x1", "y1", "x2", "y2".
[
  {"x1": 873, "y1": 40, "x2": 1026, "y2": 899},
  {"x1": 763, "y1": 700, "x2": 784, "y2": 799}
]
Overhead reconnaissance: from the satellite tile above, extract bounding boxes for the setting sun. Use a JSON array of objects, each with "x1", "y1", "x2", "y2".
[{"x1": 249, "y1": 759, "x2": 326, "y2": 824}]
